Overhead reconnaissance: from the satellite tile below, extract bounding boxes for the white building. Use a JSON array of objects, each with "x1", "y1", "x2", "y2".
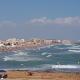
[
  {"x1": 62, "y1": 40, "x2": 71, "y2": 44},
  {"x1": 0, "y1": 43, "x2": 5, "y2": 47},
  {"x1": 44, "y1": 40, "x2": 52, "y2": 45},
  {"x1": 6, "y1": 38, "x2": 17, "y2": 43}
]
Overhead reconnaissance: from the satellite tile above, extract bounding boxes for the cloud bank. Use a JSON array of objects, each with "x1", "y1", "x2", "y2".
[
  {"x1": 0, "y1": 21, "x2": 16, "y2": 28},
  {"x1": 0, "y1": 17, "x2": 80, "y2": 40},
  {"x1": 29, "y1": 16, "x2": 80, "y2": 26},
  {"x1": 0, "y1": 16, "x2": 80, "y2": 28}
]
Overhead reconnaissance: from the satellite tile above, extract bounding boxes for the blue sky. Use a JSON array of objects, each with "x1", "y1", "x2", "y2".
[{"x1": 0, "y1": 0, "x2": 80, "y2": 40}]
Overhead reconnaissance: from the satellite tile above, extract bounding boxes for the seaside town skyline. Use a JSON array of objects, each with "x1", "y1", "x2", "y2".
[
  {"x1": 0, "y1": 38, "x2": 72, "y2": 51},
  {"x1": 0, "y1": 0, "x2": 80, "y2": 40}
]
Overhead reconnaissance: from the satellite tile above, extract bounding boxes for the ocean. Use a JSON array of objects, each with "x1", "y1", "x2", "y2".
[{"x1": 0, "y1": 44, "x2": 80, "y2": 72}]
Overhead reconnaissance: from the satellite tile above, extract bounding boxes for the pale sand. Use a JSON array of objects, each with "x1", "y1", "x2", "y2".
[{"x1": 3, "y1": 70, "x2": 80, "y2": 80}]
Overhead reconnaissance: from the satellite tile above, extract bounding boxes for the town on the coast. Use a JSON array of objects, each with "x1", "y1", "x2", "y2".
[{"x1": 0, "y1": 38, "x2": 72, "y2": 51}]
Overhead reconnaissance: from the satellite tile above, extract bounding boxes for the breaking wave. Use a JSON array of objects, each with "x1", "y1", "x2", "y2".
[
  {"x1": 41, "y1": 52, "x2": 48, "y2": 55},
  {"x1": 13, "y1": 51, "x2": 28, "y2": 56},
  {"x1": 68, "y1": 50, "x2": 80, "y2": 53},
  {"x1": 3, "y1": 56, "x2": 42, "y2": 61},
  {"x1": 46, "y1": 54, "x2": 52, "y2": 58},
  {"x1": 51, "y1": 65, "x2": 80, "y2": 69}
]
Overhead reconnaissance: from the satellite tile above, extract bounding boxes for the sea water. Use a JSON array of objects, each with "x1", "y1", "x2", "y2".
[{"x1": 0, "y1": 44, "x2": 80, "y2": 72}]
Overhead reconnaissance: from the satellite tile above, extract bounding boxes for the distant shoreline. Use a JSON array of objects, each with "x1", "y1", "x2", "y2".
[{"x1": 0, "y1": 38, "x2": 72, "y2": 52}]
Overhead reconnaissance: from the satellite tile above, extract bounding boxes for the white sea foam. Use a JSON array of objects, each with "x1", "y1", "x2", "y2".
[
  {"x1": 67, "y1": 45, "x2": 80, "y2": 49},
  {"x1": 14, "y1": 51, "x2": 28, "y2": 56},
  {"x1": 68, "y1": 47, "x2": 80, "y2": 50},
  {"x1": 46, "y1": 54, "x2": 52, "y2": 58},
  {"x1": 68, "y1": 50, "x2": 80, "y2": 53},
  {"x1": 37, "y1": 46, "x2": 47, "y2": 50},
  {"x1": 39, "y1": 45, "x2": 54, "y2": 49},
  {"x1": 68, "y1": 46, "x2": 80, "y2": 49},
  {"x1": 39, "y1": 64, "x2": 80, "y2": 69},
  {"x1": 20, "y1": 64, "x2": 24, "y2": 66},
  {"x1": 41, "y1": 52, "x2": 48, "y2": 55},
  {"x1": 52, "y1": 65, "x2": 80, "y2": 69},
  {"x1": 3, "y1": 56, "x2": 42, "y2": 61}
]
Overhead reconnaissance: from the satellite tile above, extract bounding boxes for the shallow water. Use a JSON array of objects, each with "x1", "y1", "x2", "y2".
[{"x1": 0, "y1": 44, "x2": 80, "y2": 72}]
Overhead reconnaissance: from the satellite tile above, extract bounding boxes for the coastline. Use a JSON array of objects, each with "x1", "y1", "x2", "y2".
[
  {"x1": 0, "y1": 38, "x2": 71, "y2": 52},
  {"x1": 0, "y1": 43, "x2": 52, "y2": 52},
  {"x1": 0, "y1": 38, "x2": 79, "y2": 80}
]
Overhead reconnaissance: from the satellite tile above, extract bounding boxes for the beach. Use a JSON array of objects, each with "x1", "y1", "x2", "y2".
[{"x1": 2, "y1": 70, "x2": 80, "y2": 80}]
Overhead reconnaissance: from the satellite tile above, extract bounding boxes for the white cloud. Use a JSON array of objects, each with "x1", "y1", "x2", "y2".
[
  {"x1": 29, "y1": 16, "x2": 80, "y2": 26},
  {"x1": 0, "y1": 21, "x2": 16, "y2": 27},
  {"x1": 54, "y1": 17, "x2": 80, "y2": 25},
  {"x1": 30, "y1": 17, "x2": 48, "y2": 24}
]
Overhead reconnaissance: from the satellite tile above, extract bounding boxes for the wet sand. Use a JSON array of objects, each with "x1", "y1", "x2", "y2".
[{"x1": 4, "y1": 70, "x2": 80, "y2": 80}]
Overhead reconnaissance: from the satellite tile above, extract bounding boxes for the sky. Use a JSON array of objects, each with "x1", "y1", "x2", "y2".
[{"x1": 0, "y1": 0, "x2": 80, "y2": 40}]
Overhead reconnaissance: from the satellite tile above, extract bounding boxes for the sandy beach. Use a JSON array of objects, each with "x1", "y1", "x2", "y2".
[{"x1": 1, "y1": 70, "x2": 79, "y2": 80}]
